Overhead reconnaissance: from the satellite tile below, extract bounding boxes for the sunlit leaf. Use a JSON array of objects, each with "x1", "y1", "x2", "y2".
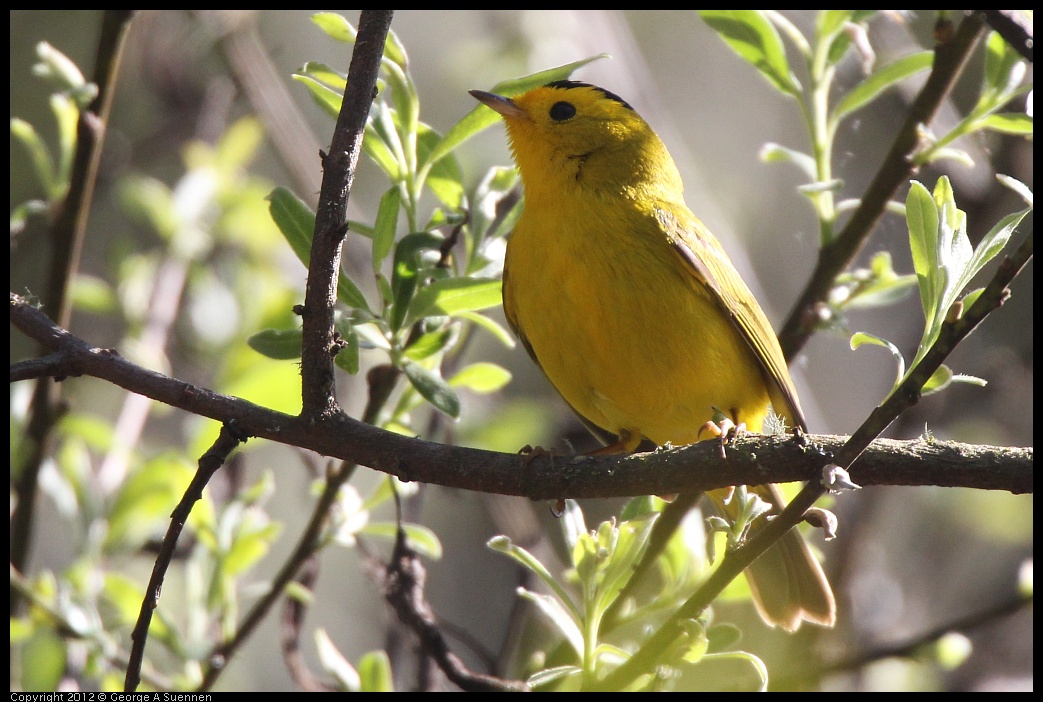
[
  {"x1": 372, "y1": 186, "x2": 402, "y2": 272},
  {"x1": 358, "y1": 650, "x2": 394, "y2": 692},
  {"x1": 315, "y1": 629, "x2": 360, "y2": 691},
  {"x1": 700, "y1": 10, "x2": 801, "y2": 96},
  {"x1": 406, "y1": 277, "x2": 502, "y2": 327},
  {"x1": 832, "y1": 51, "x2": 933, "y2": 126},
  {"x1": 979, "y1": 112, "x2": 1033, "y2": 135},
  {"x1": 448, "y1": 362, "x2": 512, "y2": 393},
  {"x1": 292, "y1": 73, "x2": 343, "y2": 119}
]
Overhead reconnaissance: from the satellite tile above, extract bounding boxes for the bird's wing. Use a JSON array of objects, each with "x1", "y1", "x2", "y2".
[{"x1": 656, "y1": 205, "x2": 807, "y2": 431}]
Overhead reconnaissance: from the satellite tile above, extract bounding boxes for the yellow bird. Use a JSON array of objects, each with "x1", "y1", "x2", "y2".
[{"x1": 471, "y1": 81, "x2": 835, "y2": 631}]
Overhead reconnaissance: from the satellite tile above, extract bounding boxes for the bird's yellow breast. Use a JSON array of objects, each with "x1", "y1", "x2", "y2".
[{"x1": 504, "y1": 189, "x2": 772, "y2": 445}]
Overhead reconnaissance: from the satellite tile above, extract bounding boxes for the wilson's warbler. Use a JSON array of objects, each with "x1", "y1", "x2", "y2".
[{"x1": 471, "y1": 81, "x2": 835, "y2": 631}]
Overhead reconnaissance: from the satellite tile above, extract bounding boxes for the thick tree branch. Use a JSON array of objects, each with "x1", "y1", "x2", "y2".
[
  {"x1": 299, "y1": 10, "x2": 393, "y2": 419},
  {"x1": 10, "y1": 291, "x2": 1032, "y2": 498}
]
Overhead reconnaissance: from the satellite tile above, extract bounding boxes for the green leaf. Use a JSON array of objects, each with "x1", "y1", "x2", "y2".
[
  {"x1": 527, "y1": 665, "x2": 583, "y2": 689},
  {"x1": 223, "y1": 520, "x2": 281, "y2": 577},
  {"x1": 267, "y1": 186, "x2": 315, "y2": 267},
  {"x1": 559, "y1": 498, "x2": 587, "y2": 556},
  {"x1": 403, "y1": 327, "x2": 455, "y2": 361},
  {"x1": 360, "y1": 522, "x2": 443, "y2": 559},
  {"x1": 105, "y1": 454, "x2": 196, "y2": 551},
  {"x1": 979, "y1": 113, "x2": 1033, "y2": 136},
  {"x1": 424, "y1": 54, "x2": 609, "y2": 172},
  {"x1": 850, "y1": 331, "x2": 905, "y2": 391},
  {"x1": 334, "y1": 327, "x2": 360, "y2": 375},
  {"x1": 842, "y1": 269, "x2": 917, "y2": 311},
  {"x1": 32, "y1": 41, "x2": 86, "y2": 91},
  {"x1": 488, "y1": 535, "x2": 581, "y2": 624},
  {"x1": 905, "y1": 180, "x2": 941, "y2": 317},
  {"x1": 700, "y1": 650, "x2": 769, "y2": 692},
  {"x1": 457, "y1": 310, "x2": 516, "y2": 348},
  {"x1": 416, "y1": 123, "x2": 464, "y2": 209},
  {"x1": 358, "y1": 650, "x2": 394, "y2": 692},
  {"x1": 372, "y1": 100, "x2": 408, "y2": 180},
  {"x1": 50, "y1": 93, "x2": 79, "y2": 186},
  {"x1": 375, "y1": 273, "x2": 393, "y2": 308},
  {"x1": 706, "y1": 622, "x2": 744, "y2": 653},
  {"x1": 337, "y1": 274, "x2": 371, "y2": 313},
  {"x1": 759, "y1": 142, "x2": 817, "y2": 180},
  {"x1": 21, "y1": 629, "x2": 67, "y2": 693},
  {"x1": 71, "y1": 274, "x2": 117, "y2": 314},
  {"x1": 390, "y1": 230, "x2": 445, "y2": 331},
  {"x1": 292, "y1": 73, "x2": 344, "y2": 119},
  {"x1": 315, "y1": 629, "x2": 360, "y2": 691},
  {"x1": 402, "y1": 361, "x2": 460, "y2": 417},
  {"x1": 382, "y1": 28, "x2": 409, "y2": 70},
  {"x1": 997, "y1": 174, "x2": 1033, "y2": 207},
  {"x1": 821, "y1": 11, "x2": 860, "y2": 65},
  {"x1": 921, "y1": 364, "x2": 953, "y2": 396},
  {"x1": 950, "y1": 373, "x2": 988, "y2": 389},
  {"x1": 832, "y1": 51, "x2": 934, "y2": 127},
  {"x1": 268, "y1": 187, "x2": 373, "y2": 312},
  {"x1": 815, "y1": 10, "x2": 854, "y2": 55},
  {"x1": 699, "y1": 10, "x2": 800, "y2": 96},
  {"x1": 247, "y1": 328, "x2": 302, "y2": 360},
  {"x1": 406, "y1": 277, "x2": 502, "y2": 327},
  {"x1": 983, "y1": 29, "x2": 1026, "y2": 99},
  {"x1": 311, "y1": 12, "x2": 357, "y2": 43},
  {"x1": 102, "y1": 573, "x2": 147, "y2": 628},
  {"x1": 517, "y1": 589, "x2": 584, "y2": 657},
  {"x1": 961, "y1": 206, "x2": 1030, "y2": 295},
  {"x1": 448, "y1": 362, "x2": 512, "y2": 393},
  {"x1": 933, "y1": 177, "x2": 972, "y2": 316},
  {"x1": 363, "y1": 121, "x2": 403, "y2": 180},
  {"x1": 10, "y1": 199, "x2": 49, "y2": 232},
  {"x1": 296, "y1": 61, "x2": 347, "y2": 92},
  {"x1": 11, "y1": 117, "x2": 58, "y2": 199},
  {"x1": 372, "y1": 186, "x2": 402, "y2": 273},
  {"x1": 593, "y1": 514, "x2": 659, "y2": 617},
  {"x1": 381, "y1": 64, "x2": 418, "y2": 184}
]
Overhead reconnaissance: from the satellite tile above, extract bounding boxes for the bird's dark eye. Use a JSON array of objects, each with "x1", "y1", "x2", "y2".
[{"x1": 549, "y1": 101, "x2": 576, "y2": 122}]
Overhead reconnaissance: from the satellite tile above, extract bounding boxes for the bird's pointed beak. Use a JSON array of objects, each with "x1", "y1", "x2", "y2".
[{"x1": 470, "y1": 90, "x2": 527, "y2": 119}]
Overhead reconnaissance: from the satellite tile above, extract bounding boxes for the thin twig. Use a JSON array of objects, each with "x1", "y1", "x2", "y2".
[
  {"x1": 281, "y1": 556, "x2": 331, "y2": 691},
  {"x1": 11, "y1": 10, "x2": 136, "y2": 610},
  {"x1": 124, "y1": 422, "x2": 247, "y2": 692},
  {"x1": 383, "y1": 495, "x2": 529, "y2": 692},
  {"x1": 10, "y1": 351, "x2": 76, "y2": 383}
]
